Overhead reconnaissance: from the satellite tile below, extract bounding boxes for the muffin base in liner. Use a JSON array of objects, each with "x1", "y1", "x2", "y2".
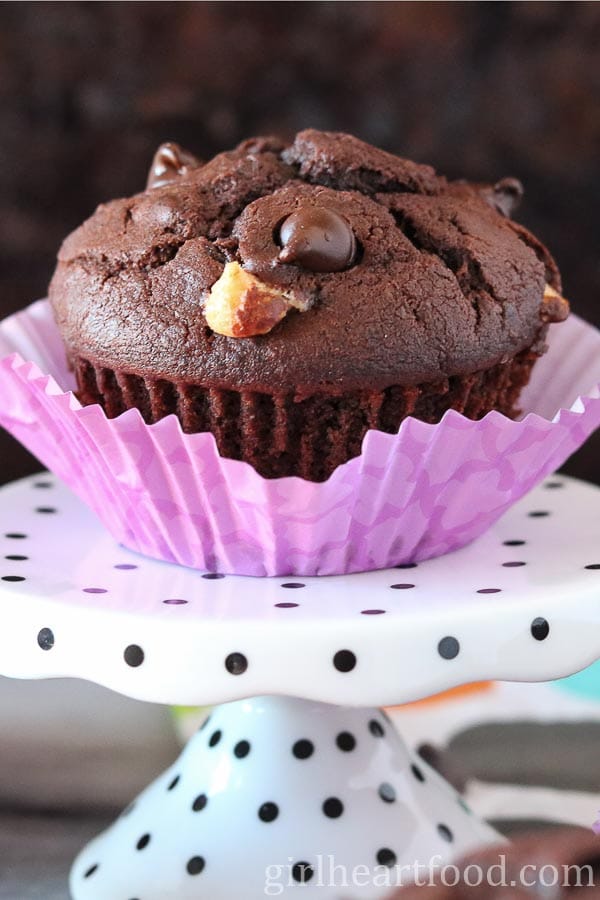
[
  {"x1": 72, "y1": 349, "x2": 537, "y2": 482},
  {"x1": 0, "y1": 300, "x2": 598, "y2": 577}
]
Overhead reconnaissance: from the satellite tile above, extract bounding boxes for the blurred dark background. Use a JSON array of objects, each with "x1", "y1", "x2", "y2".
[{"x1": 0, "y1": 1, "x2": 598, "y2": 484}]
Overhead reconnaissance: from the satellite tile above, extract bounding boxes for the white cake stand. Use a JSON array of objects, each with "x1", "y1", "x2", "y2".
[{"x1": 0, "y1": 472, "x2": 598, "y2": 899}]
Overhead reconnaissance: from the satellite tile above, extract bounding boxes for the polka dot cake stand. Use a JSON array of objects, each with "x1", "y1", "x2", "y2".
[{"x1": 0, "y1": 473, "x2": 599, "y2": 899}]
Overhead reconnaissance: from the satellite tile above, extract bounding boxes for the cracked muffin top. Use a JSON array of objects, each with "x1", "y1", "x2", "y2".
[{"x1": 49, "y1": 129, "x2": 568, "y2": 396}]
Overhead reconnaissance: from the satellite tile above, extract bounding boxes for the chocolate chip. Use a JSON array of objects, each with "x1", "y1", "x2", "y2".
[
  {"x1": 491, "y1": 177, "x2": 524, "y2": 217},
  {"x1": 278, "y1": 207, "x2": 356, "y2": 272},
  {"x1": 147, "y1": 142, "x2": 201, "y2": 190}
]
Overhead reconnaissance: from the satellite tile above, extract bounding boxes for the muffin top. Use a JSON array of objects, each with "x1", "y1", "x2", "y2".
[{"x1": 49, "y1": 129, "x2": 568, "y2": 396}]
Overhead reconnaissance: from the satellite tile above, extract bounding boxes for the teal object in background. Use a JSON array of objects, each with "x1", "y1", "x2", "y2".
[{"x1": 555, "y1": 660, "x2": 600, "y2": 701}]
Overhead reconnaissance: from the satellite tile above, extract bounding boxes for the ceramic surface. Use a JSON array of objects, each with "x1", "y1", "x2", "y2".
[
  {"x1": 70, "y1": 696, "x2": 500, "y2": 899},
  {"x1": 0, "y1": 474, "x2": 598, "y2": 707}
]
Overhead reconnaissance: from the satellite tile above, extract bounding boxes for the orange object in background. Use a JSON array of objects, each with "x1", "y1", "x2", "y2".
[{"x1": 390, "y1": 681, "x2": 494, "y2": 711}]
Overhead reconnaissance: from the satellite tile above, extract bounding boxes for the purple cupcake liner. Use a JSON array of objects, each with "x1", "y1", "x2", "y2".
[{"x1": 0, "y1": 300, "x2": 598, "y2": 577}]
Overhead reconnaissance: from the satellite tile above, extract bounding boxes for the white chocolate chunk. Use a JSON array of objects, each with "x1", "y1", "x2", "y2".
[
  {"x1": 542, "y1": 283, "x2": 569, "y2": 322},
  {"x1": 204, "y1": 262, "x2": 308, "y2": 337}
]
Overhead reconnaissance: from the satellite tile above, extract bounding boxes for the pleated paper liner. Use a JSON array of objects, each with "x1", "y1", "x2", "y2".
[{"x1": 0, "y1": 300, "x2": 598, "y2": 577}]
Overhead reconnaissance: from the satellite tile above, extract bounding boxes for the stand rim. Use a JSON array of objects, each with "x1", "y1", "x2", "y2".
[{"x1": 0, "y1": 473, "x2": 598, "y2": 707}]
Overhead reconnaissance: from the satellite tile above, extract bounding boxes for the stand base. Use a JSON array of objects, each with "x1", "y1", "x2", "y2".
[{"x1": 70, "y1": 697, "x2": 499, "y2": 899}]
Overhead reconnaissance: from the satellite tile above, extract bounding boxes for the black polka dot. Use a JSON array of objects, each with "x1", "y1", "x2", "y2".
[
  {"x1": 275, "y1": 602, "x2": 299, "y2": 608},
  {"x1": 438, "y1": 636, "x2": 460, "y2": 659},
  {"x1": 136, "y1": 833, "x2": 151, "y2": 851},
  {"x1": 477, "y1": 588, "x2": 502, "y2": 594},
  {"x1": 502, "y1": 561, "x2": 526, "y2": 567},
  {"x1": 438, "y1": 824, "x2": 453, "y2": 842},
  {"x1": 377, "y1": 848, "x2": 397, "y2": 868},
  {"x1": 225, "y1": 652, "x2": 248, "y2": 675},
  {"x1": 361, "y1": 609, "x2": 386, "y2": 615},
  {"x1": 2, "y1": 575, "x2": 25, "y2": 582},
  {"x1": 114, "y1": 563, "x2": 138, "y2": 570},
  {"x1": 411, "y1": 763, "x2": 425, "y2": 783},
  {"x1": 379, "y1": 783, "x2": 396, "y2": 803},
  {"x1": 4, "y1": 555, "x2": 27, "y2": 561},
  {"x1": 259, "y1": 802, "x2": 279, "y2": 822},
  {"x1": 4, "y1": 533, "x2": 26, "y2": 539},
  {"x1": 369, "y1": 719, "x2": 385, "y2": 737},
  {"x1": 124, "y1": 644, "x2": 144, "y2": 667},
  {"x1": 390, "y1": 583, "x2": 415, "y2": 590},
  {"x1": 37, "y1": 628, "x2": 54, "y2": 651},
  {"x1": 35, "y1": 507, "x2": 57, "y2": 514},
  {"x1": 167, "y1": 775, "x2": 180, "y2": 791},
  {"x1": 545, "y1": 481, "x2": 564, "y2": 489},
  {"x1": 192, "y1": 794, "x2": 208, "y2": 812},
  {"x1": 202, "y1": 573, "x2": 225, "y2": 580},
  {"x1": 531, "y1": 617, "x2": 550, "y2": 641},
  {"x1": 187, "y1": 856, "x2": 205, "y2": 876},
  {"x1": 333, "y1": 649, "x2": 356, "y2": 672},
  {"x1": 293, "y1": 739, "x2": 314, "y2": 760},
  {"x1": 336, "y1": 732, "x2": 356, "y2": 752},
  {"x1": 585, "y1": 564, "x2": 600, "y2": 570},
  {"x1": 84, "y1": 864, "x2": 98, "y2": 879},
  {"x1": 281, "y1": 582, "x2": 305, "y2": 589},
  {"x1": 503, "y1": 539, "x2": 525, "y2": 546},
  {"x1": 33, "y1": 480, "x2": 53, "y2": 489},
  {"x1": 208, "y1": 729, "x2": 222, "y2": 748},
  {"x1": 528, "y1": 510, "x2": 550, "y2": 517},
  {"x1": 163, "y1": 598, "x2": 188, "y2": 605},
  {"x1": 323, "y1": 797, "x2": 343, "y2": 818},
  {"x1": 292, "y1": 862, "x2": 314, "y2": 883},
  {"x1": 395, "y1": 563, "x2": 418, "y2": 569},
  {"x1": 234, "y1": 740, "x2": 251, "y2": 759}
]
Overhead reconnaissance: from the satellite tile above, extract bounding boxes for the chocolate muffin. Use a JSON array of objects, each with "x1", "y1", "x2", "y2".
[{"x1": 48, "y1": 130, "x2": 569, "y2": 481}]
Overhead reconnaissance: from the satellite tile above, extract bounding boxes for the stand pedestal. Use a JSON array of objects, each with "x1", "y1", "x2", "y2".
[
  {"x1": 71, "y1": 696, "x2": 498, "y2": 899},
  {"x1": 0, "y1": 473, "x2": 598, "y2": 898}
]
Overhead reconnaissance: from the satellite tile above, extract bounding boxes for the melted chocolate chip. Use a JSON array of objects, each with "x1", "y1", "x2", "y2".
[
  {"x1": 278, "y1": 207, "x2": 356, "y2": 272},
  {"x1": 147, "y1": 142, "x2": 201, "y2": 190},
  {"x1": 490, "y1": 177, "x2": 524, "y2": 218}
]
